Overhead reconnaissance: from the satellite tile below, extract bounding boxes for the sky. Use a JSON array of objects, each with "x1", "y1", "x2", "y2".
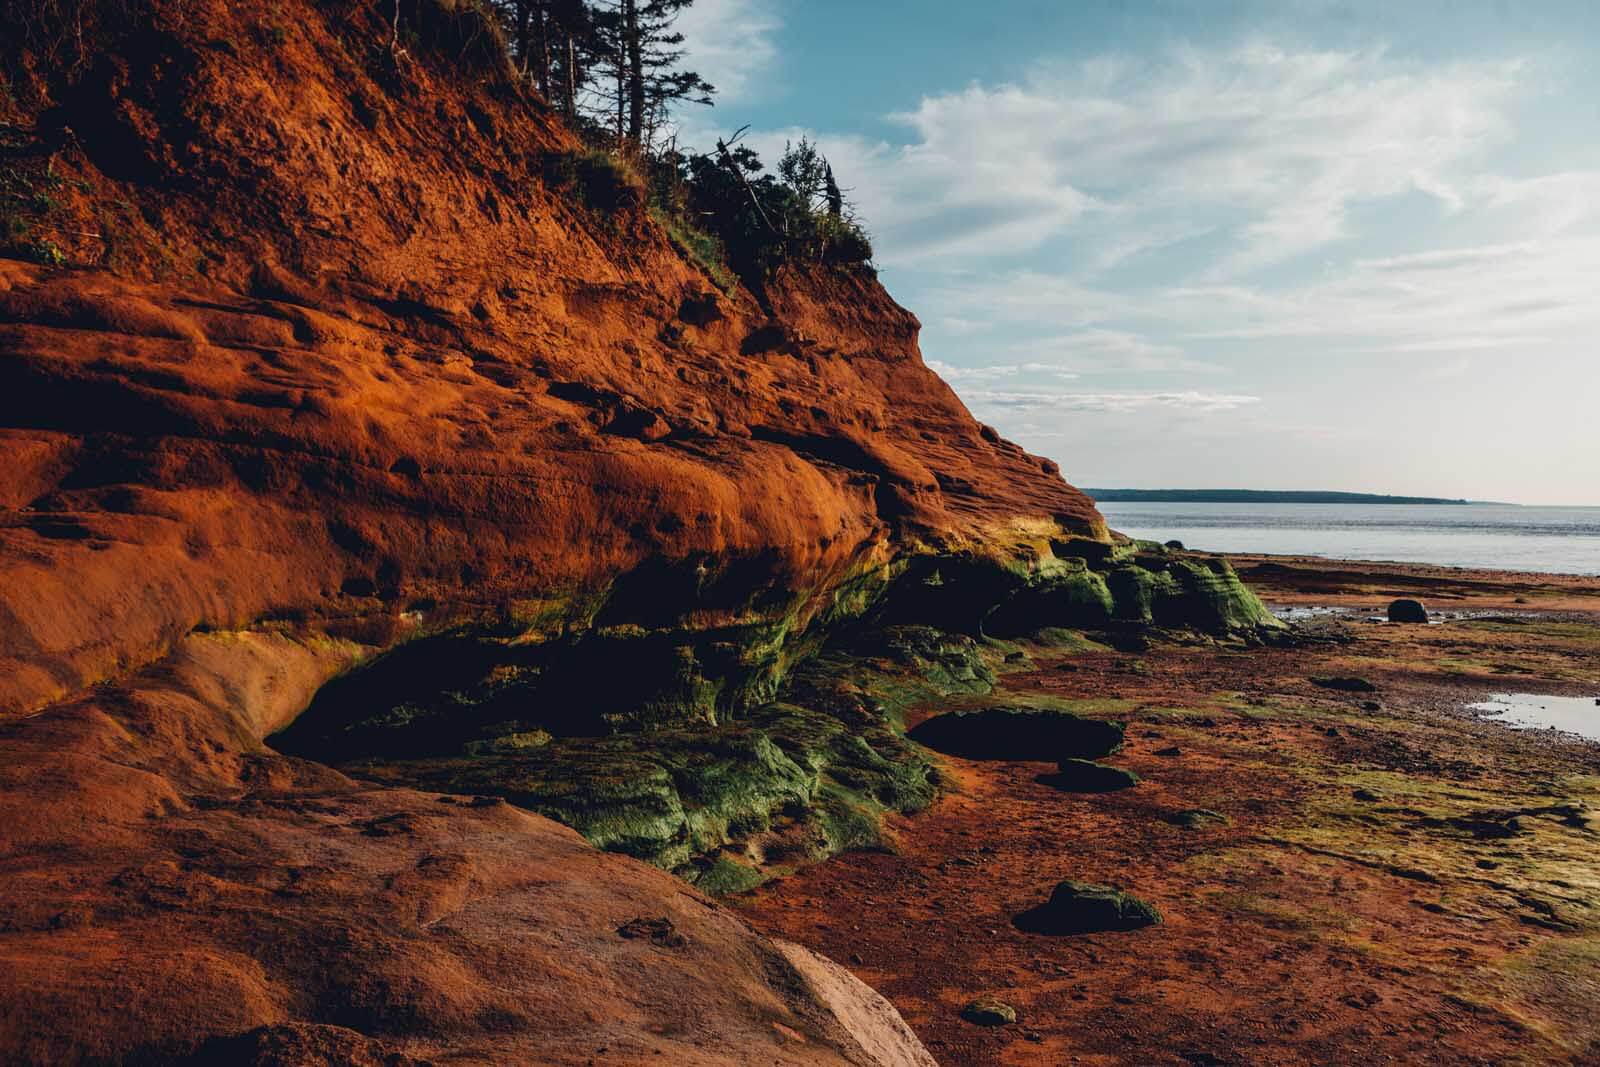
[{"x1": 669, "y1": 0, "x2": 1600, "y2": 506}]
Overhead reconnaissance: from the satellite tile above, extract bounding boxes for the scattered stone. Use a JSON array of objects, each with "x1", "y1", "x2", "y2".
[
  {"x1": 908, "y1": 706, "x2": 1124, "y2": 762},
  {"x1": 1164, "y1": 540, "x2": 1185, "y2": 551},
  {"x1": 1475, "y1": 858, "x2": 1500, "y2": 870},
  {"x1": 1360, "y1": 700, "x2": 1382, "y2": 711},
  {"x1": 1167, "y1": 809, "x2": 1229, "y2": 829},
  {"x1": 1352, "y1": 788, "x2": 1382, "y2": 802},
  {"x1": 1454, "y1": 816, "x2": 1524, "y2": 839},
  {"x1": 1046, "y1": 759, "x2": 1140, "y2": 792},
  {"x1": 1014, "y1": 880, "x2": 1161, "y2": 935},
  {"x1": 617, "y1": 917, "x2": 688, "y2": 949},
  {"x1": 960, "y1": 997, "x2": 1018, "y2": 1026},
  {"x1": 1324, "y1": 726, "x2": 1341, "y2": 737},
  {"x1": 1004, "y1": 651, "x2": 1027, "y2": 663},
  {"x1": 1387, "y1": 598, "x2": 1429, "y2": 623},
  {"x1": 1154, "y1": 745, "x2": 1183, "y2": 758},
  {"x1": 1310, "y1": 676, "x2": 1377, "y2": 693}
]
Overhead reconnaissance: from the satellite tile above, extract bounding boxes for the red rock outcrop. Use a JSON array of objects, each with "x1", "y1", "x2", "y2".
[{"x1": 0, "y1": 1, "x2": 1104, "y2": 1061}]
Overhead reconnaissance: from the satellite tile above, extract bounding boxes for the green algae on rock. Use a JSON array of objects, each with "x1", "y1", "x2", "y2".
[{"x1": 269, "y1": 538, "x2": 1277, "y2": 892}]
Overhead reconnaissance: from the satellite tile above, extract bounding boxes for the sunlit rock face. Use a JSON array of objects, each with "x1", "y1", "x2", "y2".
[{"x1": 0, "y1": 1, "x2": 1275, "y2": 1062}]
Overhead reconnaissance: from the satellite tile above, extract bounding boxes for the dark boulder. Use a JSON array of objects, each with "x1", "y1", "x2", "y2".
[
  {"x1": 1044, "y1": 759, "x2": 1140, "y2": 792},
  {"x1": 1014, "y1": 880, "x2": 1162, "y2": 935},
  {"x1": 908, "y1": 706, "x2": 1124, "y2": 762},
  {"x1": 1310, "y1": 676, "x2": 1377, "y2": 693},
  {"x1": 1387, "y1": 598, "x2": 1429, "y2": 623}
]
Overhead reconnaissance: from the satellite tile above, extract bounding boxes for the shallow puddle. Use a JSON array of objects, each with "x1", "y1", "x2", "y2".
[{"x1": 1470, "y1": 693, "x2": 1600, "y2": 741}]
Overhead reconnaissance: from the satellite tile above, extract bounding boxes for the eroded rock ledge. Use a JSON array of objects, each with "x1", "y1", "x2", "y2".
[{"x1": 0, "y1": 1, "x2": 1273, "y2": 1061}]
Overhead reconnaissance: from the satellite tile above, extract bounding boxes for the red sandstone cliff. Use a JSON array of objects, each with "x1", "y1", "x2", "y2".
[{"x1": 0, "y1": 2, "x2": 1105, "y2": 1062}]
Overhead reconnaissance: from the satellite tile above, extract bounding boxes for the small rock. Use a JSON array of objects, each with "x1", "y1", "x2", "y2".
[
  {"x1": 1154, "y1": 745, "x2": 1182, "y2": 758},
  {"x1": 1014, "y1": 880, "x2": 1161, "y2": 935},
  {"x1": 1048, "y1": 759, "x2": 1140, "y2": 792},
  {"x1": 617, "y1": 917, "x2": 688, "y2": 949},
  {"x1": 1324, "y1": 726, "x2": 1341, "y2": 737},
  {"x1": 1387, "y1": 598, "x2": 1429, "y2": 623},
  {"x1": 1310, "y1": 676, "x2": 1377, "y2": 693},
  {"x1": 1004, "y1": 651, "x2": 1027, "y2": 663},
  {"x1": 1164, "y1": 539, "x2": 1185, "y2": 551},
  {"x1": 1168, "y1": 809, "x2": 1229, "y2": 829},
  {"x1": 1352, "y1": 788, "x2": 1381, "y2": 802},
  {"x1": 1360, "y1": 700, "x2": 1382, "y2": 711},
  {"x1": 961, "y1": 997, "x2": 1018, "y2": 1026},
  {"x1": 1474, "y1": 858, "x2": 1500, "y2": 870}
]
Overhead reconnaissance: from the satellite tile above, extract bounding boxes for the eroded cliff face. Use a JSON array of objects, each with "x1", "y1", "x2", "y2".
[
  {"x1": 0, "y1": 0, "x2": 1103, "y2": 722},
  {"x1": 0, "y1": 2, "x2": 1268, "y2": 1062}
]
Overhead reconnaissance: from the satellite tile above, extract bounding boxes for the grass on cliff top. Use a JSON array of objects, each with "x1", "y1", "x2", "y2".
[{"x1": 651, "y1": 205, "x2": 738, "y2": 294}]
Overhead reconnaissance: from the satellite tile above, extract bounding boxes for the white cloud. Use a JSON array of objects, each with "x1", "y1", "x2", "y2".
[
  {"x1": 674, "y1": 0, "x2": 783, "y2": 106},
  {"x1": 924, "y1": 360, "x2": 1079, "y2": 383},
  {"x1": 806, "y1": 44, "x2": 1526, "y2": 273},
  {"x1": 700, "y1": 34, "x2": 1595, "y2": 501},
  {"x1": 963, "y1": 389, "x2": 1261, "y2": 416}
]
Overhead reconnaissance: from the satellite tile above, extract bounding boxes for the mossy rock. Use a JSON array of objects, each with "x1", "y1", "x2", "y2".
[
  {"x1": 909, "y1": 706, "x2": 1124, "y2": 762},
  {"x1": 1014, "y1": 880, "x2": 1162, "y2": 934},
  {"x1": 1168, "y1": 808, "x2": 1230, "y2": 829},
  {"x1": 987, "y1": 567, "x2": 1115, "y2": 634},
  {"x1": 961, "y1": 997, "x2": 1018, "y2": 1026},
  {"x1": 1046, "y1": 759, "x2": 1140, "y2": 792},
  {"x1": 687, "y1": 855, "x2": 768, "y2": 897}
]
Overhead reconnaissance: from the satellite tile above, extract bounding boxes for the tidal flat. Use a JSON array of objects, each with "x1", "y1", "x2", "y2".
[{"x1": 733, "y1": 556, "x2": 1600, "y2": 1066}]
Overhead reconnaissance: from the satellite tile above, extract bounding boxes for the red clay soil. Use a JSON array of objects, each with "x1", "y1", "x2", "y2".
[
  {"x1": 0, "y1": 1, "x2": 1103, "y2": 1062},
  {"x1": 738, "y1": 561, "x2": 1600, "y2": 1066}
]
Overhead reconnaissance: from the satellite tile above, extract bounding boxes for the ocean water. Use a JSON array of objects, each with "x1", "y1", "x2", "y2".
[{"x1": 1094, "y1": 501, "x2": 1600, "y2": 576}]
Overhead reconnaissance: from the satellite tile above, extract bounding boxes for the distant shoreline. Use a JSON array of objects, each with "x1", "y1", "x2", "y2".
[{"x1": 1084, "y1": 489, "x2": 1494, "y2": 505}]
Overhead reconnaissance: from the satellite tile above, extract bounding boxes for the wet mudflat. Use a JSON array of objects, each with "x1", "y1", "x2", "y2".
[{"x1": 734, "y1": 557, "x2": 1600, "y2": 1066}]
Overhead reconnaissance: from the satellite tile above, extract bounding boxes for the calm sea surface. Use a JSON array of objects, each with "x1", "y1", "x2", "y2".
[{"x1": 1094, "y1": 502, "x2": 1600, "y2": 576}]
